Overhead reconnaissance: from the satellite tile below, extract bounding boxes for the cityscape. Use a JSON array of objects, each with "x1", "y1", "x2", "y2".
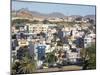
[{"x1": 11, "y1": 0, "x2": 96, "y2": 74}]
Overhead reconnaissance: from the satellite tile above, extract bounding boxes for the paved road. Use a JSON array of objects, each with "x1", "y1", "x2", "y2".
[{"x1": 34, "y1": 65, "x2": 82, "y2": 73}]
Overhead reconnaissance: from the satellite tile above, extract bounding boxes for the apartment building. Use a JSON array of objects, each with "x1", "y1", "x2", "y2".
[
  {"x1": 28, "y1": 24, "x2": 57, "y2": 34},
  {"x1": 67, "y1": 52, "x2": 80, "y2": 63},
  {"x1": 84, "y1": 33, "x2": 96, "y2": 48}
]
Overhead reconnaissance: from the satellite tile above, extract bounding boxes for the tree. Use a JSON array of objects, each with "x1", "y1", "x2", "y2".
[
  {"x1": 11, "y1": 60, "x2": 21, "y2": 75},
  {"x1": 57, "y1": 40, "x2": 63, "y2": 46},
  {"x1": 17, "y1": 46, "x2": 31, "y2": 60},
  {"x1": 46, "y1": 52, "x2": 57, "y2": 64},
  {"x1": 12, "y1": 46, "x2": 36, "y2": 74},
  {"x1": 18, "y1": 57, "x2": 36, "y2": 74},
  {"x1": 12, "y1": 19, "x2": 30, "y2": 24},
  {"x1": 32, "y1": 20, "x2": 39, "y2": 24},
  {"x1": 81, "y1": 44, "x2": 96, "y2": 70},
  {"x1": 52, "y1": 33, "x2": 58, "y2": 42},
  {"x1": 89, "y1": 19, "x2": 95, "y2": 24},
  {"x1": 85, "y1": 44, "x2": 96, "y2": 69},
  {"x1": 42, "y1": 19, "x2": 50, "y2": 24},
  {"x1": 75, "y1": 17, "x2": 82, "y2": 21},
  {"x1": 11, "y1": 57, "x2": 36, "y2": 74}
]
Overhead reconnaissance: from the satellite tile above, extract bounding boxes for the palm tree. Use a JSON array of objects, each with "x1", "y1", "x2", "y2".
[
  {"x1": 11, "y1": 69, "x2": 16, "y2": 75},
  {"x1": 11, "y1": 60, "x2": 21, "y2": 75},
  {"x1": 18, "y1": 57, "x2": 36, "y2": 74},
  {"x1": 12, "y1": 46, "x2": 36, "y2": 74}
]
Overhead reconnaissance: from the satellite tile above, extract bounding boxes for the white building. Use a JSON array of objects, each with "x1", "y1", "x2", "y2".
[
  {"x1": 47, "y1": 17, "x2": 63, "y2": 22},
  {"x1": 63, "y1": 44, "x2": 71, "y2": 53},
  {"x1": 28, "y1": 24, "x2": 48, "y2": 33},
  {"x1": 28, "y1": 24, "x2": 57, "y2": 34},
  {"x1": 67, "y1": 52, "x2": 80, "y2": 63},
  {"x1": 84, "y1": 33, "x2": 96, "y2": 48},
  {"x1": 63, "y1": 44, "x2": 80, "y2": 63}
]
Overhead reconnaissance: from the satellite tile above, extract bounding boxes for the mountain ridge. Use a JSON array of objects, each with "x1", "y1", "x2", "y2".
[{"x1": 12, "y1": 8, "x2": 95, "y2": 19}]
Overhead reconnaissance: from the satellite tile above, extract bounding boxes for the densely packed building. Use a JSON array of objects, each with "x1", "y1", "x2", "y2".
[{"x1": 11, "y1": 17, "x2": 96, "y2": 68}]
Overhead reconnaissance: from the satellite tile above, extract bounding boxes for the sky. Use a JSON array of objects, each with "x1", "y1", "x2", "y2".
[{"x1": 12, "y1": 0, "x2": 96, "y2": 16}]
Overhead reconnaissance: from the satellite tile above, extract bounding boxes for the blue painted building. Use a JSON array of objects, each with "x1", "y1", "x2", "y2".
[
  {"x1": 36, "y1": 45, "x2": 46, "y2": 60},
  {"x1": 74, "y1": 37, "x2": 84, "y2": 48}
]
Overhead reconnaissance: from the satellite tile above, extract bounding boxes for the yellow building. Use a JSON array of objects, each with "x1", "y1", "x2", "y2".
[{"x1": 18, "y1": 39, "x2": 29, "y2": 47}]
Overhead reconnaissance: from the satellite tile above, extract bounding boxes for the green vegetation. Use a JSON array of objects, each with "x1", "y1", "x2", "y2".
[
  {"x1": 11, "y1": 46, "x2": 36, "y2": 74},
  {"x1": 46, "y1": 52, "x2": 57, "y2": 64},
  {"x1": 18, "y1": 57, "x2": 36, "y2": 74},
  {"x1": 12, "y1": 19, "x2": 30, "y2": 25},
  {"x1": 11, "y1": 57, "x2": 36, "y2": 74},
  {"x1": 42, "y1": 19, "x2": 50, "y2": 24},
  {"x1": 12, "y1": 18, "x2": 84, "y2": 27},
  {"x1": 31, "y1": 20, "x2": 39, "y2": 24},
  {"x1": 80, "y1": 44, "x2": 96, "y2": 70},
  {"x1": 85, "y1": 44, "x2": 96, "y2": 69}
]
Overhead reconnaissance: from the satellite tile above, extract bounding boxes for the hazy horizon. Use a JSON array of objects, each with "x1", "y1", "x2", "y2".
[{"x1": 12, "y1": 0, "x2": 96, "y2": 16}]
